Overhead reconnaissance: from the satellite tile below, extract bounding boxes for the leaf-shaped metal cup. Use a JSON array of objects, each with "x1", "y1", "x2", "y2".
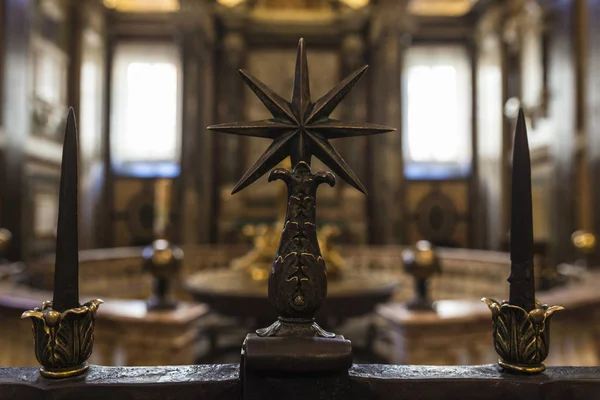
[
  {"x1": 21, "y1": 299, "x2": 103, "y2": 378},
  {"x1": 482, "y1": 298, "x2": 564, "y2": 373}
]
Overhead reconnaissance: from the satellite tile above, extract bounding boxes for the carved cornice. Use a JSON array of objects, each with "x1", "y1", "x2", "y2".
[
  {"x1": 215, "y1": 3, "x2": 370, "y2": 42},
  {"x1": 106, "y1": 2, "x2": 216, "y2": 45},
  {"x1": 178, "y1": 0, "x2": 216, "y2": 44},
  {"x1": 108, "y1": 12, "x2": 179, "y2": 37}
]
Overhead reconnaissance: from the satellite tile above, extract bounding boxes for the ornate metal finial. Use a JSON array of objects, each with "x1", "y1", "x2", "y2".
[
  {"x1": 142, "y1": 239, "x2": 183, "y2": 311},
  {"x1": 209, "y1": 38, "x2": 393, "y2": 195},
  {"x1": 402, "y1": 240, "x2": 441, "y2": 311},
  {"x1": 572, "y1": 230, "x2": 596, "y2": 269},
  {"x1": 21, "y1": 109, "x2": 103, "y2": 379},
  {"x1": 482, "y1": 109, "x2": 563, "y2": 374},
  {"x1": 209, "y1": 38, "x2": 395, "y2": 338}
]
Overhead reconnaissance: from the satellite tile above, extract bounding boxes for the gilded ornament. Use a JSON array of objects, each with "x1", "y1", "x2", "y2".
[
  {"x1": 21, "y1": 299, "x2": 103, "y2": 378},
  {"x1": 481, "y1": 298, "x2": 563, "y2": 373}
]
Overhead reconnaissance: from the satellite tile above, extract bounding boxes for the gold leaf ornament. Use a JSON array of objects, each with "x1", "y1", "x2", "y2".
[
  {"x1": 21, "y1": 299, "x2": 103, "y2": 378},
  {"x1": 481, "y1": 298, "x2": 564, "y2": 373}
]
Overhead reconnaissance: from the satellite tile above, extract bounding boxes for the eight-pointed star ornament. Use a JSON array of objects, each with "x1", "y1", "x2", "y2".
[{"x1": 208, "y1": 38, "x2": 396, "y2": 195}]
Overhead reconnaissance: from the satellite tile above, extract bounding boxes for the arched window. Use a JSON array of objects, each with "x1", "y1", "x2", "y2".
[
  {"x1": 403, "y1": 44, "x2": 472, "y2": 179},
  {"x1": 110, "y1": 42, "x2": 181, "y2": 177}
]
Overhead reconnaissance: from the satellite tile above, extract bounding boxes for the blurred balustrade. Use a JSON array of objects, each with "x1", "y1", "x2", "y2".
[{"x1": 0, "y1": 243, "x2": 579, "y2": 367}]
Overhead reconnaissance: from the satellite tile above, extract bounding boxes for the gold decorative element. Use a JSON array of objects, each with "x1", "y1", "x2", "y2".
[
  {"x1": 103, "y1": 0, "x2": 179, "y2": 12},
  {"x1": 340, "y1": 0, "x2": 369, "y2": 9},
  {"x1": 233, "y1": 223, "x2": 345, "y2": 281},
  {"x1": 408, "y1": 0, "x2": 477, "y2": 16},
  {"x1": 21, "y1": 299, "x2": 103, "y2": 378},
  {"x1": 481, "y1": 298, "x2": 564, "y2": 373},
  {"x1": 572, "y1": 230, "x2": 596, "y2": 255},
  {"x1": 217, "y1": 0, "x2": 245, "y2": 7},
  {"x1": 143, "y1": 239, "x2": 183, "y2": 311},
  {"x1": 151, "y1": 245, "x2": 175, "y2": 266}
]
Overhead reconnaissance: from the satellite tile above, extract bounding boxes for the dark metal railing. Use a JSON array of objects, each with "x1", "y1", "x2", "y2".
[{"x1": 3, "y1": 39, "x2": 598, "y2": 400}]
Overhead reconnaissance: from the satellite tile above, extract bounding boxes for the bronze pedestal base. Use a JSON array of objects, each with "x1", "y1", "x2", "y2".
[
  {"x1": 40, "y1": 362, "x2": 89, "y2": 379},
  {"x1": 242, "y1": 333, "x2": 352, "y2": 400}
]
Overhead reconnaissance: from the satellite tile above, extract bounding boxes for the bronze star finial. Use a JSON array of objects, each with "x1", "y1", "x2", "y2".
[{"x1": 208, "y1": 38, "x2": 396, "y2": 194}]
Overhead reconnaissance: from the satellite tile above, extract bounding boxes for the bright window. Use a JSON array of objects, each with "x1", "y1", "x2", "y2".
[
  {"x1": 403, "y1": 45, "x2": 472, "y2": 179},
  {"x1": 110, "y1": 43, "x2": 181, "y2": 177}
]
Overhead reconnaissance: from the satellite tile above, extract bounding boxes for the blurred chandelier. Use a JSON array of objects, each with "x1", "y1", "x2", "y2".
[
  {"x1": 217, "y1": 0, "x2": 369, "y2": 8},
  {"x1": 103, "y1": 0, "x2": 179, "y2": 12},
  {"x1": 232, "y1": 223, "x2": 346, "y2": 281},
  {"x1": 408, "y1": 0, "x2": 478, "y2": 16}
]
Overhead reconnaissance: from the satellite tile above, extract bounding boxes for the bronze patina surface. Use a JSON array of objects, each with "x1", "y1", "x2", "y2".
[
  {"x1": 21, "y1": 110, "x2": 103, "y2": 379},
  {"x1": 482, "y1": 109, "x2": 563, "y2": 374},
  {"x1": 209, "y1": 38, "x2": 394, "y2": 339}
]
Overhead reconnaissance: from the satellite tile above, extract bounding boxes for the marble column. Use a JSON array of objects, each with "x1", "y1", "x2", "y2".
[
  {"x1": 220, "y1": 31, "x2": 246, "y2": 184},
  {"x1": 178, "y1": 0, "x2": 216, "y2": 244},
  {"x1": 473, "y1": 3, "x2": 505, "y2": 251},
  {"x1": 366, "y1": 0, "x2": 410, "y2": 245},
  {"x1": 1, "y1": 0, "x2": 34, "y2": 261}
]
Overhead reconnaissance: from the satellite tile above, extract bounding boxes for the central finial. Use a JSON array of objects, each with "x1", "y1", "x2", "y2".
[
  {"x1": 209, "y1": 38, "x2": 394, "y2": 194},
  {"x1": 210, "y1": 38, "x2": 395, "y2": 339}
]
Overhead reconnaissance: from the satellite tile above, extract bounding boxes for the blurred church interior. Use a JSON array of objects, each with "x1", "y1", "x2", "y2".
[{"x1": 1, "y1": 0, "x2": 600, "y2": 367}]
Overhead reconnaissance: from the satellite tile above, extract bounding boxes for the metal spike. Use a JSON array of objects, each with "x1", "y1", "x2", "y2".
[
  {"x1": 510, "y1": 108, "x2": 534, "y2": 262},
  {"x1": 52, "y1": 108, "x2": 80, "y2": 312},
  {"x1": 239, "y1": 70, "x2": 297, "y2": 123},
  {"x1": 291, "y1": 38, "x2": 311, "y2": 119},
  {"x1": 508, "y1": 108, "x2": 535, "y2": 311},
  {"x1": 306, "y1": 65, "x2": 369, "y2": 124}
]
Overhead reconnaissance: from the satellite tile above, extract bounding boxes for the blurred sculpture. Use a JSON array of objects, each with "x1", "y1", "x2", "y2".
[
  {"x1": 232, "y1": 222, "x2": 345, "y2": 281},
  {"x1": 142, "y1": 238, "x2": 183, "y2": 311},
  {"x1": 572, "y1": 230, "x2": 596, "y2": 268}
]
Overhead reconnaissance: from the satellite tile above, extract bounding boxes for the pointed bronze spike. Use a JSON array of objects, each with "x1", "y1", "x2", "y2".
[
  {"x1": 306, "y1": 65, "x2": 369, "y2": 124},
  {"x1": 238, "y1": 70, "x2": 297, "y2": 123},
  {"x1": 231, "y1": 130, "x2": 296, "y2": 194},
  {"x1": 482, "y1": 109, "x2": 563, "y2": 374},
  {"x1": 207, "y1": 120, "x2": 295, "y2": 138},
  {"x1": 291, "y1": 38, "x2": 311, "y2": 119},
  {"x1": 308, "y1": 120, "x2": 396, "y2": 138},
  {"x1": 52, "y1": 108, "x2": 80, "y2": 312},
  {"x1": 309, "y1": 132, "x2": 367, "y2": 194},
  {"x1": 508, "y1": 108, "x2": 535, "y2": 311}
]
